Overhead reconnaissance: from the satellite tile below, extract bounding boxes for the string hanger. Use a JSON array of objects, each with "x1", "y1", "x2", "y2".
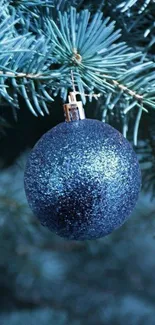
[{"x1": 70, "y1": 70, "x2": 101, "y2": 102}]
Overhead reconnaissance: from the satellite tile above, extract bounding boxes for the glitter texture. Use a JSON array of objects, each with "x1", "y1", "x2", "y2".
[{"x1": 24, "y1": 119, "x2": 141, "y2": 240}]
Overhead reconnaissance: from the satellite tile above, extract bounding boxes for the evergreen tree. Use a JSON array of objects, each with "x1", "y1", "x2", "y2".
[{"x1": 0, "y1": 1, "x2": 155, "y2": 324}]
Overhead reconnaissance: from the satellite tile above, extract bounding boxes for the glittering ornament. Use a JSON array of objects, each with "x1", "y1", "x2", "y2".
[{"x1": 24, "y1": 93, "x2": 141, "y2": 240}]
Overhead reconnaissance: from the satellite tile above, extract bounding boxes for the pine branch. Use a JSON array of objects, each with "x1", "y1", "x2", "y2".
[
  {"x1": 116, "y1": 0, "x2": 154, "y2": 14},
  {"x1": 43, "y1": 6, "x2": 155, "y2": 146},
  {"x1": 7, "y1": 0, "x2": 84, "y2": 11},
  {"x1": 10, "y1": 0, "x2": 54, "y2": 6},
  {"x1": 0, "y1": 5, "x2": 154, "y2": 143},
  {"x1": 0, "y1": 6, "x2": 61, "y2": 116},
  {"x1": 105, "y1": 0, "x2": 155, "y2": 57}
]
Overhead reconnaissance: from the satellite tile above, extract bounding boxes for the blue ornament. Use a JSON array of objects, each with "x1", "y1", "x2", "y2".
[{"x1": 24, "y1": 118, "x2": 141, "y2": 240}]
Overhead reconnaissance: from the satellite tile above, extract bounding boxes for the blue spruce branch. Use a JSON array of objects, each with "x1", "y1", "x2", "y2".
[
  {"x1": 106, "y1": 0, "x2": 155, "y2": 56},
  {"x1": 0, "y1": 5, "x2": 154, "y2": 144},
  {"x1": 116, "y1": 0, "x2": 154, "y2": 13}
]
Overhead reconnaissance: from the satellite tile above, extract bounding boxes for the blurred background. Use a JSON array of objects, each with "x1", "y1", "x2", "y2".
[{"x1": 0, "y1": 97, "x2": 155, "y2": 325}]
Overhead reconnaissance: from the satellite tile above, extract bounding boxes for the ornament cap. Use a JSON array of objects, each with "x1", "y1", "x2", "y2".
[{"x1": 63, "y1": 92, "x2": 85, "y2": 122}]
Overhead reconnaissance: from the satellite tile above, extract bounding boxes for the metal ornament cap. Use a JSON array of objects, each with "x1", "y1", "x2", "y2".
[{"x1": 63, "y1": 92, "x2": 85, "y2": 122}]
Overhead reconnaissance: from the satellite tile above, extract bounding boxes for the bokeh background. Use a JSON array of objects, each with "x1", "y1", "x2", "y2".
[{"x1": 0, "y1": 97, "x2": 155, "y2": 325}]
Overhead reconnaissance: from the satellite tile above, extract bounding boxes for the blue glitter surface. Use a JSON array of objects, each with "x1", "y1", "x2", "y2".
[{"x1": 24, "y1": 119, "x2": 141, "y2": 240}]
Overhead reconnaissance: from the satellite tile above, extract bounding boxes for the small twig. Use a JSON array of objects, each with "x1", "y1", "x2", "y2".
[
  {"x1": 112, "y1": 79, "x2": 143, "y2": 101},
  {"x1": 0, "y1": 70, "x2": 41, "y2": 78},
  {"x1": 0, "y1": 69, "x2": 144, "y2": 102}
]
